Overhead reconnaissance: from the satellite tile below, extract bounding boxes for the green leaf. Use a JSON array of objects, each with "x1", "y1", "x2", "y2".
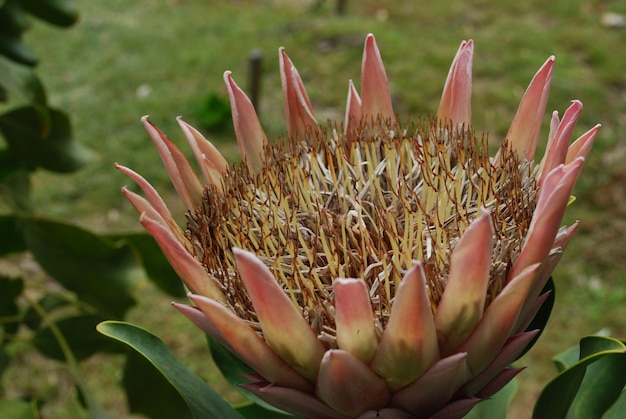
[
  {"x1": 579, "y1": 336, "x2": 625, "y2": 359},
  {"x1": 0, "y1": 215, "x2": 25, "y2": 255},
  {"x1": 108, "y1": 232, "x2": 185, "y2": 297},
  {"x1": 0, "y1": 0, "x2": 32, "y2": 35},
  {"x1": 123, "y1": 350, "x2": 193, "y2": 419},
  {"x1": 23, "y1": 292, "x2": 69, "y2": 330},
  {"x1": 33, "y1": 314, "x2": 123, "y2": 361},
  {"x1": 0, "y1": 276, "x2": 23, "y2": 341},
  {"x1": 207, "y1": 334, "x2": 254, "y2": 387},
  {"x1": 603, "y1": 389, "x2": 626, "y2": 419},
  {"x1": 553, "y1": 344, "x2": 582, "y2": 373},
  {"x1": 22, "y1": 0, "x2": 79, "y2": 28},
  {"x1": 517, "y1": 277, "x2": 555, "y2": 361},
  {"x1": 97, "y1": 321, "x2": 244, "y2": 419},
  {"x1": 566, "y1": 352, "x2": 626, "y2": 418},
  {"x1": 0, "y1": 398, "x2": 39, "y2": 419},
  {"x1": 0, "y1": 275, "x2": 22, "y2": 303},
  {"x1": 195, "y1": 92, "x2": 231, "y2": 132},
  {"x1": 0, "y1": 165, "x2": 32, "y2": 211},
  {"x1": 21, "y1": 216, "x2": 143, "y2": 318},
  {"x1": 0, "y1": 276, "x2": 22, "y2": 378},
  {"x1": 0, "y1": 149, "x2": 22, "y2": 183},
  {"x1": 0, "y1": 55, "x2": 45, "y2": 107},
  {"x1": 0, "y1": 106, "x2": 93, "y2": 173},
  {"x1": 464, "y1": 378, "x2": 518, "y2": 419},
  {"x1": 207, "y1": 335, "x2": 294, "y2": 415},
  {"x1": 0, "y1": 32, "x2": 37, "y2": 66},
  {"x1": 533, "y1": 336, "x2": 626, "y2": 419}
]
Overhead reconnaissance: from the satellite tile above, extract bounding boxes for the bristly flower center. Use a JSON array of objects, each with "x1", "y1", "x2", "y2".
[{"x1": 186, "y1": 118, "x2": 536, "y2": 344}]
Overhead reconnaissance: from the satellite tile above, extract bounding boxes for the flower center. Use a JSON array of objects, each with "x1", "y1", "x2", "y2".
[{"x1": 186, "y1": 118, "x2": 537, "y2": 341}]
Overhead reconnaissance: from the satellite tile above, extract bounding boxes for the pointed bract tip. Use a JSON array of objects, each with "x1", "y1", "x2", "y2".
[
  {"x1": 139, "y1": 118, "x2": 206, "y2": 211},
  {"x1": 538, "y1": 99, "x2": 584, "y2": 183},
  {"x1": 361, "y1": 33, "x2": 394, "y2": 120},
  {"x1": 232, "y1": 246, "x2": 251, "y2": 260},
  {"x1": 176, "y1": 115, "x2": 228, "y2": 187},
  {"x1": 279, "y1": 47, "x2": 319, "y2": 140},
  {"x1": 224, "y1": 71, "x2": 268, "y2": 174},
  {"x1": 503, "y1": 55, "x2": 555, "y2": 162},
  {"x1": 566, "y1": 123, "x2": 600, "y2": 164},
  {"x1": 278, "y1": 46, "x2": 288, "y2": 60},
  {"x1": 437, "y1": 39, "x2": 474, "y2": 127}
]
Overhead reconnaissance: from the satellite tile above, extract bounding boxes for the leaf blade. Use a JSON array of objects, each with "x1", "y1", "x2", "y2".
[
  {"x1": 533, "y1": 336, "x2": 626, "y2": 419},
  {"x1": 97, "y1": 321, "x2": 243, "y2": 419}
]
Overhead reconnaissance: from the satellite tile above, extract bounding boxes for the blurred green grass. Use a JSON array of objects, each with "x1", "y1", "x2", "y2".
[{"x1": 9, "y1": 0, "x2": 626, "y2": 417}]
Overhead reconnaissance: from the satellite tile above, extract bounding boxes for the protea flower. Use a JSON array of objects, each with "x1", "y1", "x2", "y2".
[{"x1": 117, "y1": 34, "x2": 599, "y2": 418}]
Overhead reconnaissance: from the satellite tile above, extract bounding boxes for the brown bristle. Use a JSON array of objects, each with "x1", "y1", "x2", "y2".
[{"x1": 186, "y1": 117, "x2": 537, "y2": 344}]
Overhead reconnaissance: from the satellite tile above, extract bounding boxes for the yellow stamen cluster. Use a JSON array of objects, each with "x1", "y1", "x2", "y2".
[{"x1": 186, "y1": 118, "x2": 536, "y2": 342}]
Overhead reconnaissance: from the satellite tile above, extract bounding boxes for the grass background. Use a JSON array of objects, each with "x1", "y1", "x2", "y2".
[{"x1": 3, "y1": 0, "x2": 625, "y2": 417}]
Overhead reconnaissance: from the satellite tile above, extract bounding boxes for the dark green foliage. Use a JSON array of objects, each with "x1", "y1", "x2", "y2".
[
  {"x1": 98, "y1": 321, "x2": 243, "y2": 419},
  {"x1": 0, "y1": 106, "x2": 92, "y2": 173},
  {"x1": 123, "y1": 351, "x2": 194, "y2": 419},
  {"x1": 0, "y1": 6, "x2": 184, "y2": 406},
  {"x1": 194, "y1": 92, "x2": 232, "y2": 133},
  {"x1": 516, "y1": 278, "x2": 556, "y2": 361},
  {"x1": 533, "y1": 336, "x2": 626, "y2": 419},
  {"x1": 108, "y1": 232, "x2": 186, "y2": 298}
]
